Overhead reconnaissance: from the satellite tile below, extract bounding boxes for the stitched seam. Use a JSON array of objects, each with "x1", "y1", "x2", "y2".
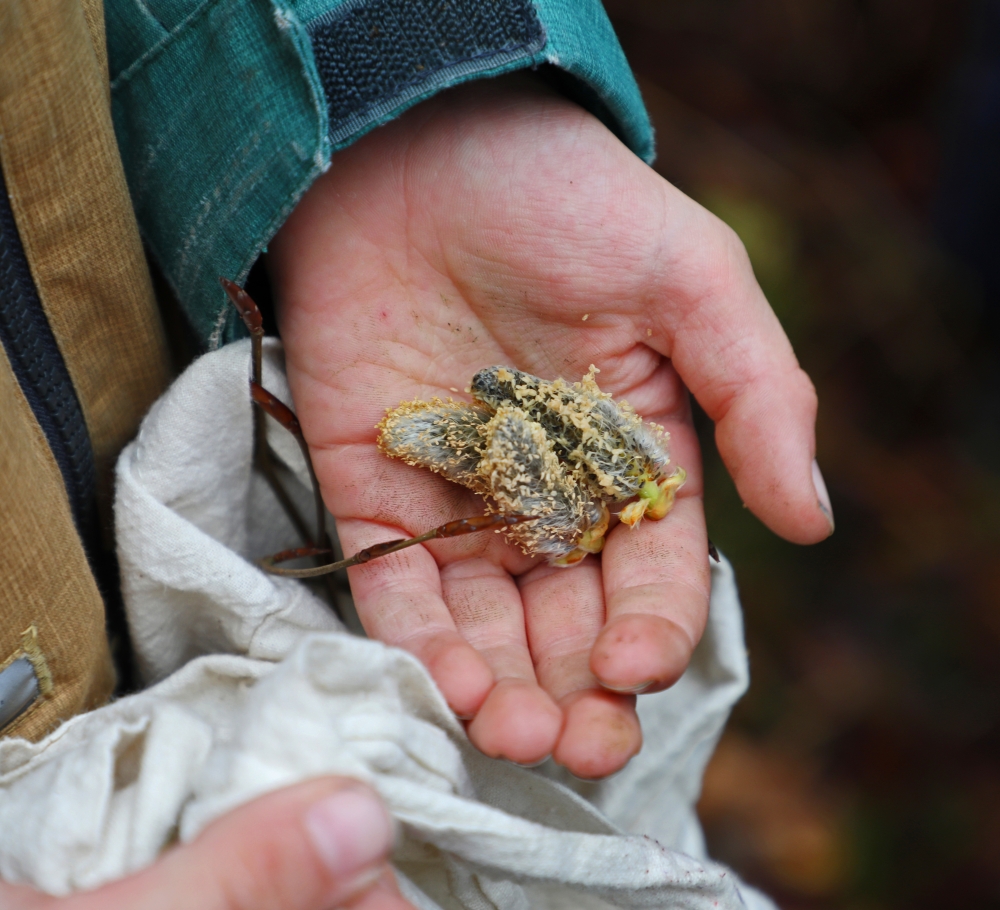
[
  {"x1": 110, "y1": 0, "x2": 229, "y2": 90},
  {"x1": 326, "y1": 51, "x2": 545, "y2": 148},
  {"x1": 19, "y1": 627, "x2": 53, "y2": 698},
  {"x1": 0, "y1": 628, "x2": 53, "y2": 697},
  {"x1": 211, "y1": 0, "x2": 331, "y2": 347},
  {"x1": 0, "y1": 627, "x2": 53, "y2": 735}
]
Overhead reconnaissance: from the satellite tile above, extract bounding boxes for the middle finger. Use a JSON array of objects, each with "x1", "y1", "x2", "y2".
[
  {"x1": 441, "y1": 558, "x2": 562, "y2": 765},
  {"x1": 519, "y1": 558, "x2": 642, "y2": 779}
]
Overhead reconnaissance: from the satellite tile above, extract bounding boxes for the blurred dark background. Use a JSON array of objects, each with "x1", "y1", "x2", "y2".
[{"x1": 603, "y1": 1, "x2": 1000, "y2": 907}]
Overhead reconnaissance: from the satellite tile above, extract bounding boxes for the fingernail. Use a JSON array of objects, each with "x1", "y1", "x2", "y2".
[
  {"x1": 304, "y1": 788, "x2": 393, "y2": 884},
  {"x1": 812, "y1": 459, "x2": 835, "y2": 535},
  {"x1": 511, "y1": 756, "x2": 550, "y2": 768},
  {"x1": 602, "y1": 680, "x2": 654, "y2": 695}
]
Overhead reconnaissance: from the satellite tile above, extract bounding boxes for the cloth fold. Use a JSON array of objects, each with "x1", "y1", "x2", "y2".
[{"x1": 0, "y1": 340, "x2": 776, "y2": 909}]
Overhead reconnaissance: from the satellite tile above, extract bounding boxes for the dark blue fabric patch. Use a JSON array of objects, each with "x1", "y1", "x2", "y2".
[
  {"x1": 308, "y1": 0, "x2": 545, "y2": 146},
  {"x1": 0, "y1": 164, "x2": 99, "y2": 562}
]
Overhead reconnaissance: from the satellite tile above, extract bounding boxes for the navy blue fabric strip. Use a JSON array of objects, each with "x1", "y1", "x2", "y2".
[
  {"x1": 0, "y1": 164, "x2": 100, "y2": 561},
  {"x1": 308, "y1": 0, "x2": 545, "y2": 146}
]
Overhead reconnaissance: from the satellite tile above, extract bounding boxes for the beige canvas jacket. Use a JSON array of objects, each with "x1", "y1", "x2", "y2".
[{"x1": 0, "y1": 0, "x2": 170, "y2": 741}]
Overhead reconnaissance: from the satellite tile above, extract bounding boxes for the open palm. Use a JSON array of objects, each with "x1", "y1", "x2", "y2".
[{"x1": 269, "y1": 75, "x2": 831, "y2": 779}]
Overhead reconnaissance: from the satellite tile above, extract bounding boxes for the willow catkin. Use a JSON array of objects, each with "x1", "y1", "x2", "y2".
[
  {"x1": 479, "y1": 406, "x2": 607, "y2": 561},
  {"x1": 377, "y1": 365, "x2": 684, "y2": 565},
  {"x1": 376, "y1": 398, "x2": 492, "y2": 494},
  {"x1": 471, "y1": 365, "x2": 670, "y2": 501}
]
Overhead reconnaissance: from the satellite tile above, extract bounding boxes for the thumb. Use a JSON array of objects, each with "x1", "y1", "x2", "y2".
[
  {"x1": 655, "y1": 195, "x2": 834, "y2": 544},
  {"x1": 51, "y1": 777, "x2": 410, "y2": 910}
]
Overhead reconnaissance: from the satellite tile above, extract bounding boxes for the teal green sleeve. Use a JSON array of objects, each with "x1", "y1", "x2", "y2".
[{"x1": 106, "y1": 0, "x2": 654, "y2": 347}]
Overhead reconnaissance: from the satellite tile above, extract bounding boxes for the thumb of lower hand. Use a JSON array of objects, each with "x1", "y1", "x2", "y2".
[{"x1": 47, "y1": 778, "x2": 408, "y2": 910}]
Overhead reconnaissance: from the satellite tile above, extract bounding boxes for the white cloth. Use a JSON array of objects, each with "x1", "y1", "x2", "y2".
[{"x1": 0, "y1": 340, "x2": 776, "y2": 910}]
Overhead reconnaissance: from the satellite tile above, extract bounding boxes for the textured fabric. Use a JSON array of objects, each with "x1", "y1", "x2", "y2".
[
  {"x1": 0, "y1": 341, "x2": 116, "y2": 742},
  {"x1": 309, "y1": 0, "x2": 546, "y2": 147},
  {"x1": 0, "y1": 0, "x2": 173, "y2": 737},
  {"x1": 534, "y1": 0, "x2": 653, "y2": 159},
  {"x1": 80, "y1": 0, "x2": 110, "y2": 84},
  {"x1": 107, "y1": 0, "x2": 331, "y2": 349},
  {"x1": 0, "y1": 0, "x2": 171, "y2": 525},
  {"x1": 105, "y1": 0, "x2": 654, "y2": 349},
  {"x1": 0, "y1": 163, "x2": 99, "y2": 564},
  {"x1": 0, "y1": 339, "x2": 775, "y2": 909}
]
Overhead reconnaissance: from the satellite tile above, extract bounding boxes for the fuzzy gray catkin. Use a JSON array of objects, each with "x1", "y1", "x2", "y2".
[
  {"x1": 471, "y1": 365, "x2": 671, "y2": 500},
  {"x1": 375, "y1": 399, "x2": 493, "y2": 494},
  {"x1": 377, "y1": 365, "x2": 684, "y2": 565},
  {"x1": 479, "y1": 406, "x2": 608, "y2": 560}
]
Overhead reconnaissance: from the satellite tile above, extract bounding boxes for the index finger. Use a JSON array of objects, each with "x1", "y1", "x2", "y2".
[
  {"x1": 593, "y1": 494, "x2": 710, "y2": 694},
  {"x1": 590, "y1": 404, "x2": 711, "y2": 694}
]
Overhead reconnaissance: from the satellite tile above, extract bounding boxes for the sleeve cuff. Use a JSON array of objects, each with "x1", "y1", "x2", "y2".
[{"x1": 109, "y1": 0, "x2": 652, "y2": 346}]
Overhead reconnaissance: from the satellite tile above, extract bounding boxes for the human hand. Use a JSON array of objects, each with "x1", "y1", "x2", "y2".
[
  {"x1": 0, "y1": 778, "x2": 410, "y2": 910},
  {"x1": 269, "y1": 74, "x2": 832, "y2": 779}
]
